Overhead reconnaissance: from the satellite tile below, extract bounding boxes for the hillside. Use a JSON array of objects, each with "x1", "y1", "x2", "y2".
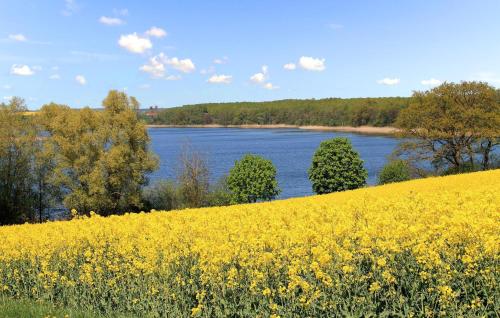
[
  {"x1": 0, "y1": 170, "x2": 498, "y2": 316},
  {"x1": 144, "y1": 97, "x2": 410, "y2": 127}
]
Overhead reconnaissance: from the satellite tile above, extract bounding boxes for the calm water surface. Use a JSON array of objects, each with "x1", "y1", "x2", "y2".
[{"x1": 148, "y1": 128, "x2": 401, "y2": 199}]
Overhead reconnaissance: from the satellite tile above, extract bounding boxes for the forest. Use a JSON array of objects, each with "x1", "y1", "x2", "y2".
[{"x1": 144, "y1": 97, "x2": 410, "y2": 127}]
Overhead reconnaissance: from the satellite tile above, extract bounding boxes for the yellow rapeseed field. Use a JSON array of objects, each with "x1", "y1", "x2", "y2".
[{"x1": 0, "y1": 170, "x2": 499, "y2": 317}]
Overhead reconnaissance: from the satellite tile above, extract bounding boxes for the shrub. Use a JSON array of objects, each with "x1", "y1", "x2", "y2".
[
  {"x1": 177, "y1": 144, "x2": 210, "y2": 208},
  {"x1": 142, "y1": 180, "x2": 181, "y2": 211},
  {"x1": 378, "y1": 159, "x2": 412, "y2": 184},
  {"x1": 206, "y1": 176, "x2": 232, "y2": 207},
  {"x1": 308, "y1": 137, "x2": 367, "y2": 194},
  {"x1": 227, "y1": 154, "x2": 280, "y2": 203}
]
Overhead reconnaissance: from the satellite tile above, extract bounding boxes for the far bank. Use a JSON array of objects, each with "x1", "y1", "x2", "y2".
[{"x1": 147, "y1": 124, "x2": 399, "y2": 135}]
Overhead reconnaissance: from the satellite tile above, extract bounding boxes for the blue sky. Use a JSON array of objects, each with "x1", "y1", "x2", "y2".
[{"x1": 1, "y1": 0, "x2": 499, "y2": 109}]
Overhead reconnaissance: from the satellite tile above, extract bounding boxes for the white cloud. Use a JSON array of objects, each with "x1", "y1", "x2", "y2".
[
  {"x1": 8, "y1": 34, "x2": 27, "y2": 42},
  {"x1": 146, "y1": 27, "x2": 167, "y2": 38},
  {"x1": 99, "y1": 16, "x2": 124, "y2": 26},
  {"x1": 377, "y1": 78, "x2": 400, "y2": 85},
  {"x1": 140, "y1": 53, "x2": 195, "y2": 78},
  {"x1": 32, "y1": 65, "x2": 42, "y2": 71},
  {"x1": 49, "y1": 74, "x2": 61, "y2": 80},
  {"x1": 250, "y1": 65, "x2": 268, "y2": 83},
  {"x1": 421, "y1": 78, "x2": 442, "y2": 86},
  {"x1": 283, "y1": 63, "x2": 296, "y2": 70},
  {"x1": 2, "y1": 85, "x2": 12, "y2": 90},
  {"x1": 250, "y1": 66, "x2": 278, "y2": 89},
  {"x1": 62, "y1": 0, "x2": 80, "y2": 16},
  {"x1": 118, "y1": 33, "x2": 152, "y2": 54},
  {"x1": 264, "y1": 82, "x2": 279, "y2": 90},
  {"x1": 3, "y1": 96, "x2": 13, "y2": 101},
  {"x1": 166, "y1": 57, "x2": 195, "y2": 73},
  {"x1": 207, "y1": 74, "x2": 232, "y2": 84},
  {"x1": 250, "y1": 73, "x2": 266, "y2": 83},
  {"x1": 166, "y1": 75, "x2": 181, "y2": 81},
  {"x1": 299, "y1": 56, "x2": 326, "y2": 71},
  {"x1": 140, "y1": 54, "x2": 166, "y2": 78},
  {"x1": 139, "y1": 83, "x2": 151, "y2": 89},
  {"x1": 75, "y1": 75, "x2": 86, "y2": 85},
  {"x1": 52, "y1": 66, "x2": 59, "y2": 71},
  {"x1": 10, "y1": 64, "x2": 34, "y2": 76}
]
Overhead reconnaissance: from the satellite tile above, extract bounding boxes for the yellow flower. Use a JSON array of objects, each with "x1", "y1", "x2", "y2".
[
  {"x1": 0, "y1": 170, "x2": 497, "y2": 315},
  {"x1": 376, "y1": 257, "x2": 387, "y2": 267},
  {"x1": 262, "y1": 287, "x2": 272, "y2": 297},
  {"x1": 369, "y1": 282, "x2": 381, "y2": 293}
]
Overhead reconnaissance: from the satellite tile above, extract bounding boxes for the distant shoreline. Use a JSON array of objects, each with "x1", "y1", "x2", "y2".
[{"x1": 146, "y1": 124, "x2": 399, "y2": 135}]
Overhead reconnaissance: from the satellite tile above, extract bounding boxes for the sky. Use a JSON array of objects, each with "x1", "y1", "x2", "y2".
[{"x1": 1, "y1": 0, "x2": 500, "y2": 110}]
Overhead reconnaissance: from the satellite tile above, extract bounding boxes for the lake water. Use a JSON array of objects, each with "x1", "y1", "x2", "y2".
[{"x1": 148, "y1": 128, "x2": 401, "y2": 199}]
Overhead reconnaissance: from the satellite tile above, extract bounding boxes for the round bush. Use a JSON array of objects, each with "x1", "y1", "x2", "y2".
[
  {"x1": 308, "y1": 137, "x2": 367, "y2": 194},
  {"x1": 227, "y1": 154, "x2": 280, "y2": 203},
  {"x1": 378, "y1": 160, "x2": 411, "y2": 184}
]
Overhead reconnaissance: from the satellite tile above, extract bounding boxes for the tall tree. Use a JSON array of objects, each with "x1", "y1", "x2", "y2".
[
  {"x1": 177, "y1": 143, "x2": 210, "y2": 208},
  {"x1": 96, "y1": 90, "x2": 158, "y2": 215},
  {"x1": 39, "y1": 104, "x2": 104, "y2": 215},
  {"x1": 40, "y1": 91, "x2": 158, "y2": 216},
  {"x1": 0, "y1": 98, "x2": 36, "y2": 224},
  {"x1": 396, "y1": 81, "x2": 500, "y2": 173}
]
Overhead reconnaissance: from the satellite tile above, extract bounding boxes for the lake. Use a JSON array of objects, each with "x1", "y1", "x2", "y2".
[{"x1": 148, "y1": 128, "x2": 401, "y2": 199}]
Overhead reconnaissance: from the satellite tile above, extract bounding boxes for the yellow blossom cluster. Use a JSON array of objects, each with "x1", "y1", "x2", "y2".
[{"x1": 0, "y1": 170, "x2": 499, "y2": 316}]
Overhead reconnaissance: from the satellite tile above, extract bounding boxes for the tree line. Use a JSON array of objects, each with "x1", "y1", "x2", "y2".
[{"x1": 144, "y1": 97, "x2": 410, "y2": 127}]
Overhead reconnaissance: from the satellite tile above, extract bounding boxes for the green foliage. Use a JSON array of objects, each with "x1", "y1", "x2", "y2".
[
  {"x1": 146, "y1": 97, "x2": 409, "y2": 127},
  {"x1": 396, "y1": 81, "x2": 500, "y2": 173},
  {"x1": 378, "y1": 160, "x2": 411, "y2": 184},
  {"x1": 0, "y1": 98, "x2": 37, "y2": 224},
  {"x1": 142, "y1": 180, "x2": 181, "y2": 211},
  {"x1": 308, "y1": 137, "x2": 367, "y2": 194},
  {"x1": 227, "y1": 154, "x2": 280, "y2": 203},
  {"x1": 39, "y1": 90, "x2": 158, "y2": 216},
  {"x1": 0, "y1": 295, "x2": 126, "y2": 318},
  {"x1": 206, "y1": 176, "x2": 232, "y2": 207},
  {"x1": 142, "y1": 176, "x2": 232, "y2": 212}
]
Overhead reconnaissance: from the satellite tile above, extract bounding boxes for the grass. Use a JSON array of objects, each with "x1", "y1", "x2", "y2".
[{"x1": 0, "y1": 296, "x2": 131, "y2": 318}]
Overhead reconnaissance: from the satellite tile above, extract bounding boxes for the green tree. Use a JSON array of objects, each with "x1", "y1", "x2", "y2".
[
  {"x1": 95, "y1": 90, "x2": 158, "y2": 215},
  {"x1": 40, "y1": 91, "x2": 158, "y2": 216},
  {"x1": 378, "y1": 160, "x2": 411, "y2": 185},
  {"x1": 396, "y1": 81, "x2": 500, "y2": 173},
  {"x1": 40, "y1": 104, "x2": 104, "y2": 215},
  {"x1": 0, "y1": 98, "x2": 38, "y2": 224},
  {"x1": 227, "y1": 154, "x2": 280, "y2": 203},
  {"x1": 32, "y1": 137, "x2": 61, "y2": 222},
  {"x1": 308, "y1": 137, "x2": 367, "y2": 194}
]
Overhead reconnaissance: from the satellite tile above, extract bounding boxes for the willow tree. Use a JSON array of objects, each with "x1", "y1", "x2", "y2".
[
  {"x1": 96, "y1": 90, "x2": 158, "y2": 215},
  {"x1": 40, "y1": 91, "x2": 158, "y2": 216},
  {"x1": 396, "y1": 81, "x2": 500, "y2": 173}
]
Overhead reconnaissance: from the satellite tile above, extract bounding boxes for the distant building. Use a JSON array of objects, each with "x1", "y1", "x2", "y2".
[{"x1": 145, "y1": 105, "x2": 159, "y2": 117}]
